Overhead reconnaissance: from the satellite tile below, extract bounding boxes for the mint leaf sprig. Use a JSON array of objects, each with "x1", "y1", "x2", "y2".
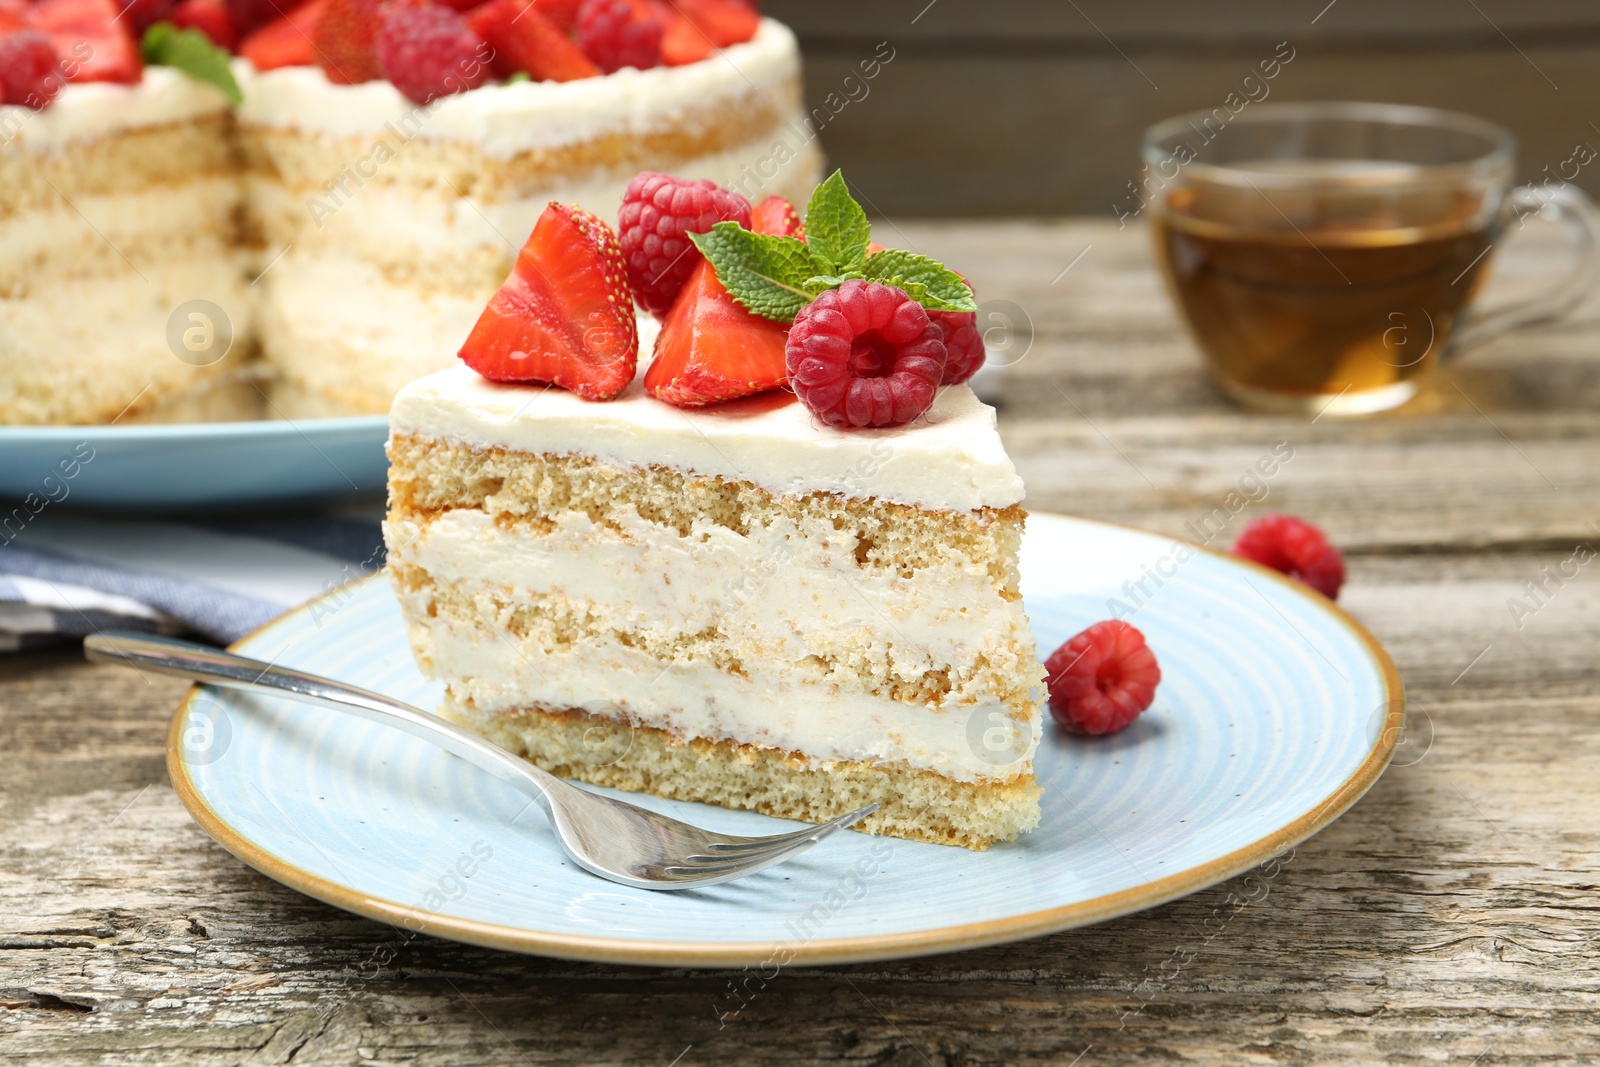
[
  {"x1": 141, "y1": 22, "x2": 243, "y2": 105},
  {"x1": 689, "y1": 169, "x2": 977, "y2": 324}
]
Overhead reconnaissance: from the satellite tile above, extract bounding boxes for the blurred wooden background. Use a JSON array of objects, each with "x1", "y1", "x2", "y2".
[{"x1": 766, "y1": 0, "x2": 1600, "y2": 217}]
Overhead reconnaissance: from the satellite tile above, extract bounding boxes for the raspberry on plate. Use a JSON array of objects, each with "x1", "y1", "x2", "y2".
[
  {"x1": 0, "y1": 31, "x2": 65, "y2": 109},
  {"x1": 377, "y1": 0, "x2": 489, "y2": 104},
  {"x1": 1233, "y1": 514, "x2": 1346, "y2": 600},
  {"x1": 618, "y1": 171, "x2": 751, "y2": 317},
  {"x1": 1045, "y1": 620, "x2": 1161, "y2": 736},
  {"x1": 458, "y1": 202, "x2": 639, "y2": 400},
  {"x1": 575, "y1": 0, "x2": 660, "y2": 73},
  {"x1": 786, "y1": 279, "x2": 946, "y2": 428}
]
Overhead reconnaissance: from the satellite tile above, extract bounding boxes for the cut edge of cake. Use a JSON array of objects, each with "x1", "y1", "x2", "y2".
[{"x1": 384, "y1": 368, "x2": 1049, "y2": 851}]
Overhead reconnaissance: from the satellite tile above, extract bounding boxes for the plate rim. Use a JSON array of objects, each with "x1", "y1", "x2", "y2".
[
  {"x1": 166, "y1": 512, "x2": 1405, "y2": 968},
  {"x1": 0, "y1": 415, "x2": 390, "y2": 443}
]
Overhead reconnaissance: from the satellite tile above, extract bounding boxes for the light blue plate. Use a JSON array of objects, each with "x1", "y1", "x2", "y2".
[
  {"x1": 169, "y1": 514, "x2": 1402, "y2": 966},
  {"x1": 0, "y1": 418, "x2": 389, "y2": 511}
]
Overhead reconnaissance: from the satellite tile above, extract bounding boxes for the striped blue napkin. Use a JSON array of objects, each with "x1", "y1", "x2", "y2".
[{"x1": 0, "y1": 511, "x2": 385, "y2": 652}]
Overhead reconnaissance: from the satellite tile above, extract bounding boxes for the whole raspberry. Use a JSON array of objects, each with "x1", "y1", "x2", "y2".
[
  {"x1": 575, "y1": 0, "x2": 661, "y2": 73},
  {"x1": 1233, "y1": 514, "x2": 1345, "y2": 599},
  {"x1": 377, "y1": 1, "x2": 490, "y2": 104},
  {"x1": 1045, "y1": 620, "x2": 1161, "y2": 736},
  {"x1": 618, "y1": 171, "x2": 751, "y2": 316},
  {"x1": 787, "y1": 280, "x2": 947, "y2": 428},
  {"x1": 0, "y1": 32, "x2": 65, "y2": 111},
  {"x1": 931, "y1": 309, "x2": 983, "y2": 384}
]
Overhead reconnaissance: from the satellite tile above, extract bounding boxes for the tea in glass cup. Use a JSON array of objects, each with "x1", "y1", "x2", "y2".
[{"x1": 1141, "y1": 103, "x2": 1600, "y2": 415}]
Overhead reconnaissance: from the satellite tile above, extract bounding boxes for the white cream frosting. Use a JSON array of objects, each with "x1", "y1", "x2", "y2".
[
  {"x1": 236, "y1": 19, "x2": 800, "y2": 159},
  {"x1": 388, "y1": 505, "x2": 1041, "y2": 782},
  {"x1": 391, "y1": 364, "x2": 1027, "y2": 511},
  {"x1": 0, "y1": 66, "x2": 233, "y2": 151}
]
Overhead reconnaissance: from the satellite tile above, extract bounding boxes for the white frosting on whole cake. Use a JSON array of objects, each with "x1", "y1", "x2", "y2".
[
  {"x1": 391, "y1": 365, "x2": 1027, "y2": 511},
  {"x1": 236, "y1": 19, "x2": 801, "y2": 159},
  {"x1": 0, "y1": 66, "x2": 234, "y2": 150}
]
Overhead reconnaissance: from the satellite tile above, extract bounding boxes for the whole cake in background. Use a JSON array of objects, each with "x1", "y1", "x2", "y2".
[
  {"x1": 0, "y1": 0, "x2": 820, "y2": 423},
  {"x1": 0, "y1": 1, "x2": 254, "y2": 425},
  {"x1": 385, "y1": 171, "x2": 1047, "y2": 849}
]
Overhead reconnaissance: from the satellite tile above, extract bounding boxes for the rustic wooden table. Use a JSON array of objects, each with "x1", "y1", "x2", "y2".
[{"x1": 4, "y1": 219, "x2": 1598, "y2": 1065}]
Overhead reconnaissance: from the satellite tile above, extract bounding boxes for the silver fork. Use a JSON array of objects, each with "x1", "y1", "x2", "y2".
[{"x1": 85, "y1": 631, "x2": 877, "y2": 891}]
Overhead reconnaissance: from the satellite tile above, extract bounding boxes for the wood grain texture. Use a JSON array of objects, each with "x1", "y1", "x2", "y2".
[
  {"x1": 769, "y1": 0, "x2": 1600, "y2": 215},
  {"x1": 4, "y1": 221, "x2": 1600, "y2": 1065}
]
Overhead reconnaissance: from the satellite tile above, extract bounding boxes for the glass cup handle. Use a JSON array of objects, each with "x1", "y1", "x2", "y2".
[{"x1": 1449, "y1": 182, "x2": 1600, "y2": 357}]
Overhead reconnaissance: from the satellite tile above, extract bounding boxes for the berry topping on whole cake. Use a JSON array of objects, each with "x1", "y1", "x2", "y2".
[
  {"x1": 470, "y1": 0, "x2": 597, "y2": 82},
  {"x1": 458, "y1": 203, "x2": 638, "y2": 400},
  {"x1": 574, "y1": 0, "x2": 658, "y2": 73},
  {"x1": 1, "y1": 0, "x2": 760, "y2": 112},
  {"x1": 376, "y1": 0, "x2": 489, "y2": 103},
  {"x1": 0, "y1": 30, "x2": 65, "y2": 108}
]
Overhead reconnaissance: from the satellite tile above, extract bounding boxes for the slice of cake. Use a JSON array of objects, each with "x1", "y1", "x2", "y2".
[
  {"x1": 386, "y1": 371, "x2": 1044, "y2": 848},
  {"x1": 385, "y1": 173, "x2": 1046, "y2": 849}
]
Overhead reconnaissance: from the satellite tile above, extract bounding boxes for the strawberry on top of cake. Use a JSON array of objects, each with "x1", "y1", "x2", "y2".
[{"x1": 459, "y1": 168, "x2": 987, "y2": 425}]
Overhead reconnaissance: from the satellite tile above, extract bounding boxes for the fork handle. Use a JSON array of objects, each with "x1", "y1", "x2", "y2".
[{"x1": 84, "y1": 630, "x2": 565, "y2": 814}]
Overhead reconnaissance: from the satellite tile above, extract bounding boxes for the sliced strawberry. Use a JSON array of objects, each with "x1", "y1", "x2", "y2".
[
  {"x1": 650, "y1": 0, "x2": 709, "y2": 65},
  {"x1": 532, "y1": 0, "x2": 579, "y2": 30},
  {"x1": 671, "y1": 0, "x2": 754, "y2": 47},
  {"x1": 645, "y1": 258, "x2": 788, "y2": 406},
  {"x1": 238, "y1": 0, "x2": 324, "y2": 68},
  {"x1": 751, "y1": 196, "x2": 802, "y2": 238},
  {"x1": 0, "y1": 0, "x2": 30, "y2": 33},
  {"x1": 459, "y1": 202, "x2": 639, "y2": 400},
  {"x1": 312, "y1": 0, "x2": 382, "y2": 83},
  {"x1": 469, "y1": 0, "x2": 597, "y2": 81},
  {"x1": 171, "y1": 0, "x2": 238, "y2": 49},
  {"x1": 30, "y1": 0, "x2": 141, "y2": 84}
]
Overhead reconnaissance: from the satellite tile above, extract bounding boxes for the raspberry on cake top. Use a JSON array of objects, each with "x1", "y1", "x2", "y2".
[{"x1": 385, "y1": 170, "x2": 1049, "y2": 849}]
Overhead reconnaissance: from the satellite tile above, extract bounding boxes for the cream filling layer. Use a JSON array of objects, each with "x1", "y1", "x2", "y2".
[
  {"x1": 392, "y1": 367, "x2": 1027, "y2": 510},
  {"x1": 406, "y1": 609, "x2": 1040, "y2": 785},
  {"x1": 246, "y1": 124, "x2": 821, "y2": 256},
  {"x1": 236, "y1": 20, "x2": 799, "y2": 159},
  {"x1": 389, "y1": 508, "x2": 1038, "y2": 702},
  {"x1": 1, "y1": 67, "x2": 233, "y2": 150},
  {"x1": 0, "y1": 177, "x2": 241, "y2": 269}
]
